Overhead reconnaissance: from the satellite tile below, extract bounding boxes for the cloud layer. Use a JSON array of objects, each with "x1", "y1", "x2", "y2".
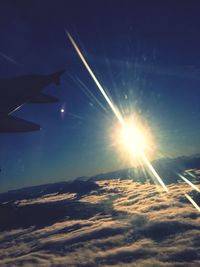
[{"x1": 0, "y1": 176, "x2": 200, "y2": 266}]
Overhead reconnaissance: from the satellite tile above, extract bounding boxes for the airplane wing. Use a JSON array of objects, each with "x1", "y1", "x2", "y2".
[
  {"x1": 0, "y1": 70, "x2": 64, "y2": 133},
  {"x1": 0, "y1": 115, "x2": 40, "y2": 132},
  {"x1": 28, "y1": 93, "x2": 59, "y2": 104},
  {"x1": 0, "y1": 92, "x2": 59, "y2": 114}
]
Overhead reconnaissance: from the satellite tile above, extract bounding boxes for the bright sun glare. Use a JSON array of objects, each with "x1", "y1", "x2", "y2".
[
  {"x1": 120, "y1": 122, "x2": 146, "y2": 155},
  {"x1": 113, "y1": 115, "x2": 154, "y2": 164},
  {"x1": 66, "y1": 31, "x2": 200, "y2": 203}
]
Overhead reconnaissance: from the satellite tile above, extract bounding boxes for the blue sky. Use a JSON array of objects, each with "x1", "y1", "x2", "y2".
[{"x1": 0, "y1": 0, "x2": 200, "y2": 191}]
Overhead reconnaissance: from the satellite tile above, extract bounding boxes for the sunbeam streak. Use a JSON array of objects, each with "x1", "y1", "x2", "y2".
[
  {"x1": 178, "y1": 173, "x2": 200, "y2": 193},
  {"x1": 66, "y1": 31, "x2": 168, "y2": 193},
  {"x1": 185, "y1": 170, "x2": 196, "y2": 178},
  {"x1": 66, "y1": 31, "x2": 124, "y2": 125},
  {"x1": 141, "y1": 153, "x2": 169, "y2": 192},
  {"x1": 185, "y1": 193, "x2": 200, "y2": 213}
]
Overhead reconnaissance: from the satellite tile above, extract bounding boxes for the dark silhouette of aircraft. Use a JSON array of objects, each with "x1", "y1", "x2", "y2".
[{"x1": 0, "y1": 70, "x2": 65, "y2": 133}]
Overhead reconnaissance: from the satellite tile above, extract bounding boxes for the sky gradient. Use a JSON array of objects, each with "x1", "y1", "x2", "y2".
[{"x1": 0, "y1": 1, "x2": 200, "y2": 191}]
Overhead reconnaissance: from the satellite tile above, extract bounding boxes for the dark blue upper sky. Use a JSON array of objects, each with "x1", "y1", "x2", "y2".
[{"x1": 0, "y1": 0, "x2": 200, "y2": 192}]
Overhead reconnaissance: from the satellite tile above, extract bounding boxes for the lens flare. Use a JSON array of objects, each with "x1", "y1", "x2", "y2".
[
  {"x1": 185, "y1": 193, "x2": 200, "y2": 213},
  {"x1": 66, "y1": 31, "x2": 124, "y2": 125},
  {"x1": 66, "y1": 31, "x2": 169, "y2": 193},
  {"x1": 66, "y1": 31, "x2": 200, "y2": 212},
  {"x1": 178, "y1": 173, "x2": 200, "y2": 193}
]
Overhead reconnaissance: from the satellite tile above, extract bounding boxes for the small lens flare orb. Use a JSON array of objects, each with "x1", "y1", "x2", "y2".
[{"x1": 61, "y1": 108, "x2": 65, "y2": 113}]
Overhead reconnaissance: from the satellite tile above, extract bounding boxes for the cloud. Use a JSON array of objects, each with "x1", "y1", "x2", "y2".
[
  {"x1": 0, "y1": 177, "x2": 200, "y2": 266},
  {"x1": 16, "y1": 192, "x2": 77, "y2": 206}
]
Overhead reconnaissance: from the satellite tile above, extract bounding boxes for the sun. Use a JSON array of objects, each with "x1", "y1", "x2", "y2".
[
  {"x1": 112, "y1": 114, "x2": 154, "y2": 165},
  {"x1": 120, "y1": 122, "x2": 147, "y2": 155}
]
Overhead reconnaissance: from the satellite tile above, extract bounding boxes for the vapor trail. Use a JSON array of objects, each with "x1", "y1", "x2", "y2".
[
  {"x1": 66, "y1": 31, "x2": 168, "y2": 193},
  {"x1": 185, "y1": 193, "x2": 200, "y2": 212},
  {"x1": 178, "y1": 173, "x2": 200, "y2": 193}
]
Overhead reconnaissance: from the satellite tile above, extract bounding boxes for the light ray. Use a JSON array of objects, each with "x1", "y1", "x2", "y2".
[
  {"x1": 141, "y1": 153, "x2": 169, "y2": 192},
  {"x1": 76, "y1": 76, "x2": 109, "y2": 113},
  {"x1": 178, "y1": 173, "x2": 200, "y2": 193},
  {"x1": 67, "y1": 72, "x2": 109, "y2": 113},
  {"x1": 66, "y1": 31, "x2": 124, "y2": 125},
  {"x1": 185, "y1": 193, "x2": 200, "y2": 212},
  {"x1": 66, "y1": 31, "x2": 168, "y2": 193},
  {"x1": 185, "y1": 170, "x2": 196, "y2": 178},
  {"x1": 0, "y1": 52, "x2": 18, "y2": 65}
]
